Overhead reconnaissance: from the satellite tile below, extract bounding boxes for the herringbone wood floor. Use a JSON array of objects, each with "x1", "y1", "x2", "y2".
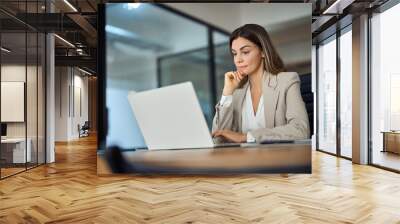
[{"x1": 1, "y1": 135, "x2": 400, "y2": 224}]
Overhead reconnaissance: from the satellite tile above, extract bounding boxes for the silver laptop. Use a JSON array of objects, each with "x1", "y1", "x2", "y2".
[{"x1": 127, "y1": 82, "x2": 240, "y2": 150}]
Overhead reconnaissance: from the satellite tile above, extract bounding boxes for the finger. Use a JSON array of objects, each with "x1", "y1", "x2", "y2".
[
  {"x1": 228, "y1": 72, "x2": 235, "y2": 80},
  {"x1": 213, "y1": 131, "x2": 221, "y2": 137},
  {"x1": 234, "y1": 72, "x2": 239, "y2": 82}
]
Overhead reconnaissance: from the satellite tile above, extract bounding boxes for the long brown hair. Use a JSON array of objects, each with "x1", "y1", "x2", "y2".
[{"x1": 229, "y1": 24, "x2": 285, "y2": 76}]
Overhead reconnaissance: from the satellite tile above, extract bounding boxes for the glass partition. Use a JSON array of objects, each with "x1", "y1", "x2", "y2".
[
  {"x1": 339, "y1": 26, "x2": 352, "y2": 158},
  {"x1": 0, "y1": 1, "x2": 46, "y2": 179},
  {"x1": 1, "y1": 30, "x2": 28, "y2": 177},
  {"x1": 159, "y1": 47, "x2": 213, "y2": 126},
  {"x1": 213, "y1": 31, "x2": 235, "y2": 103},
  {"x1": 370, "y1": 3, "x2": 400, "y2": 171},
  {"x1": 317, "y1": 35, "x2": 337, "y2": 154},
  {"x1": 37, "y1": 32, "x2": 45, "y2": 165},
  {"x1": 27, "y1": 30, "x2": 38, "y2": 169}
]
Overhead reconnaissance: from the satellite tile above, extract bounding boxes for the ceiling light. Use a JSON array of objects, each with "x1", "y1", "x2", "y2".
[
  {"x1": 78, "y1": 67, "x2": 92, "y2": 76},
  {"x1": 125, "y1": 3, "x2": 141, "y2": 10},
  {"x1": 54, "y1": 34, "x2": 75, "y2": 48},
  {"x1": 105, "y1": 25, "x2": 137, "y2": 39},
  {"x1": 1, "y1": 47, "x2": 11, "y2": 53},
  {"x1": 322, "y1": 0, "x2": 354, "y2": 15},
  {"x1": 63, "y1": 0, "x2": 78, "y2": 12}
]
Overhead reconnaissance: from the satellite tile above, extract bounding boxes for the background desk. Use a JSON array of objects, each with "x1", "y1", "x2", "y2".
[
  {"x1": 1, "y1": 138, "x2": 31, "y2": 164},
  {"x1": 98, "y1": 143, "x2": 311, "y2": 175},
  {"x1": 382, "y1": 131, "x2": 400, "y2": 154}
]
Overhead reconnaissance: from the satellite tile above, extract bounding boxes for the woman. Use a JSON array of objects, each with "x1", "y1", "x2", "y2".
[{"x1": 212, "y1": 24, "x2": 310, "y2": 143}]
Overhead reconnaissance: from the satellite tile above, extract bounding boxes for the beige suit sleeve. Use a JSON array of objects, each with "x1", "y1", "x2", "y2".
[
  {"x1": 249, "y1": 74, "x2": 310, "y2": 142},
  {"x1": 211, "y1": 99, "x2": 234, "y2": 133}
]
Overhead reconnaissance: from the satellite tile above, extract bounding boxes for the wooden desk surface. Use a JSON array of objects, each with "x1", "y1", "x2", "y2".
[{"x1": 101, "y1": 143, "x2": 311, "y2": 174}]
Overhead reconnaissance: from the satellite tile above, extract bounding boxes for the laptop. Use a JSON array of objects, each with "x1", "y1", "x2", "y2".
[{"x1": 127, "y1": 82, "x2": 240, "y2": 150}]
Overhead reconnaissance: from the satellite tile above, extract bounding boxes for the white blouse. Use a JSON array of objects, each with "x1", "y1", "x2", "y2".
[{"x1": 219, "y1": 87, "x2": 266, "y2": 143}]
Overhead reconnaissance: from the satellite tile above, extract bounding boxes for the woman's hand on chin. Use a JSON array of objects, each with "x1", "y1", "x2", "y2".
[
  {"x1": 223, "y1": 70, "x2": 246, "y2": 95},
  {"x1": 212, "y1": 130, "x2": 247, "y2": 143}
]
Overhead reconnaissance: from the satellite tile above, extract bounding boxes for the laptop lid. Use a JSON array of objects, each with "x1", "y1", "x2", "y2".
[{"x1": 127, "y1": 82, "x2": 214, "y2": 150}]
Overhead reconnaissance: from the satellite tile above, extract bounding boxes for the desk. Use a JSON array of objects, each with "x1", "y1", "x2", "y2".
[
  {"x1": 99, "y1": 142, "x2": 311, "y2": 174},
  {"x1": 1, "y1": 138, "x2": 31, "y2": 163},
  {"x1": 382, "y1": 131, "x2": 400, "y2": 154}
]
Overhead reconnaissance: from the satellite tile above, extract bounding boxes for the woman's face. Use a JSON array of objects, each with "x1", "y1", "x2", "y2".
[{"x1": 231, "y1": 37, "x2": 264, "y2": 76}]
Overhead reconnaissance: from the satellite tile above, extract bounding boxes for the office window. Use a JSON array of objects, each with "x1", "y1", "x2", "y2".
[
  {"x1": 213, "y1": 31, "x2": 235, "y2": 102},
  {"x1": 371, "y1": 3, "x2": 400, "y2": 171},
  {"x1": 317, "y1": 35, "x2": 337, "y2": 154},
  {"x1": 158, "y1": 37, "x2": 211, "y2": 126},
  {"x1": 339, "y1": 27, "x2": 352, "y2": 158}
]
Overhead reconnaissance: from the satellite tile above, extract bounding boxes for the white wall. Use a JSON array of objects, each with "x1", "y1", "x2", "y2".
[
  {"x1": 55, "y1": 67, "x2": 89, "y2": 141},
  {"x1": 72, "y1": 74, "x2": 89, "y2": 138},
  {"x1": 1, "y1": 63, "x2": 46, "y2": 163},
  {"x1": 1, "y1": 65, "x2": 37, "y2": 138},
  {"x1": 55, "y1": 67, "x2": 68, "y2": 141}
]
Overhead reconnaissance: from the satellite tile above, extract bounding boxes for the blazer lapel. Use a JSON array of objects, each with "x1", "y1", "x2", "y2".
[{"x1": 263, "y1": 72, "x2": 279, "y2": 128}]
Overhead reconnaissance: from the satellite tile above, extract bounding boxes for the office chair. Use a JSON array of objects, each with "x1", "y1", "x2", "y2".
[{"x1": 78, "y1": 121, "x2": 90, "y2": 138}]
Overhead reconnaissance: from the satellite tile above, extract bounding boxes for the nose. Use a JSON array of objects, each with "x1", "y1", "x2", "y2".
[{"x1": 235, "y1": 54, "x2": 243, "y2": 65}]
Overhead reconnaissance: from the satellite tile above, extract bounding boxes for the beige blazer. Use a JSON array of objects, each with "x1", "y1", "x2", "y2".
[{"x1": 212, "y1": 71, "x2": 310, "y2": 143}]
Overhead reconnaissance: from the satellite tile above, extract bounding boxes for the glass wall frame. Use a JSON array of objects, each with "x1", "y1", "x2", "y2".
[
  {"x1": 153, "y1": 5, "x2": 233, "y2": 128},
  {"x1": 315, "y1": 24, "x2": 353, "y2": 160},
  {"x1": 0, "y1": 0, "x2": 47, "y2": 180},
  {"x1": 369, "y1": 0, "x2": 400, "y2": 173},
  {"x1": 316, "y1": 34, "x2": 337, "y2": 156}
]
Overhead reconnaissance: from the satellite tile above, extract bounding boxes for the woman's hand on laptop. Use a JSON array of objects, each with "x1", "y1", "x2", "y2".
[
  {"x1": 223, "y1": 70, "x2": 246, "y2": 96},
  {"x1": 212, "y1": 130, "x2": 247, "y2": 143}
]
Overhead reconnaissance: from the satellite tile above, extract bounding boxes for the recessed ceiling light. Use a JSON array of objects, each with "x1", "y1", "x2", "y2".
[
  {"x1": 78, "y1": 67, "x2": 92, "y2": 76},
  {"x1": 125, "y1": 3, "x2": 141, "y2": 10},
  {"x1": 54, "y1": 34, "x2": 75, "y2": 48},
  {"x1": 1, "y1": 47, "x2": 11, "y2": 53},
  {"x1": 63, "y1": 0, "x2": 78, "y2": 12}
]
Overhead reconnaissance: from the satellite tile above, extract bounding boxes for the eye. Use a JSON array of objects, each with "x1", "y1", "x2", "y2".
[{"x1": 242, "y1": 51, "x2": 249, "y2": 55}]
